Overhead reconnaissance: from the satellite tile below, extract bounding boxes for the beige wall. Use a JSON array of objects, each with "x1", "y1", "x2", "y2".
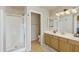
[{"x1": 5, "y1": 6, "x2": 25, "y2": 16}]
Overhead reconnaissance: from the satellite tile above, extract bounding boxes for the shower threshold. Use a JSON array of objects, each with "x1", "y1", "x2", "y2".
[{"x1": 6, "y1": 48, "x2": 26, "y2": 52}]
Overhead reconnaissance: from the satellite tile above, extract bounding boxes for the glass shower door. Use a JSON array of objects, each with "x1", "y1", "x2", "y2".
[{"x1": 5, "y1": 15, "x2": 25, "y2": 51}]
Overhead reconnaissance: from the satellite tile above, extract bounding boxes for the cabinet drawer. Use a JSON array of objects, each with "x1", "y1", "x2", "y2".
[{"x1": 59, "y1": 37, "x2": 68, "y2": 42}]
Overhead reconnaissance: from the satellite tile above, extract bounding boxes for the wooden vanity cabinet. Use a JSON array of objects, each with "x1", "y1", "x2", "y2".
[
  {"x1": 44, "y1": 33, "x2": 79, "y2": 52},
  {"x1": 44, "y1": 33, "x2": 51, "y2": 46},
  {"x1": 50, "y1": 35, "x2": 59, "y2": 50}
]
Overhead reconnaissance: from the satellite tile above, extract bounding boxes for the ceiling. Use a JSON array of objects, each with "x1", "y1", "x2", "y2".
[
  {"x1": 6, "y1": 6, "x2": 25, "y2": 10},
  {"x1": 5, "y1": 6, "x2": 79, "y2": 12},
  {"x1": 40, "y1": 6, "x2": 78, "y2": 11},
  {"x1": 4, "y1": 6, "x2": 79, "y2": 14}
]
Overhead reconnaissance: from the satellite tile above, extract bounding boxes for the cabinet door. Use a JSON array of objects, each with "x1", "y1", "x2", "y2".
[
  {"x1": 59, "y1": 38, "x2": 73, "y2": 52},
  {"x1": 50, "y1": 36, "x2": 58, "y2": 50},
  {"x1": 68, "y1": 40, "x2": 79, "y2": 46},
  {"x1": 74, "y1": 46, "x2": 79, "y2": 52},
  {"x1": 68, "y1": 40, "x2": 79, "y2": 52},
  {"x1": 44, "y1": 33, "x2": 51, "y2": 46}
]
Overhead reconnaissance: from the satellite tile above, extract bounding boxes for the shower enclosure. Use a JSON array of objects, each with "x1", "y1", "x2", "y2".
[
  {"x1": 0, "y1": 6, "x2": 26, "y2": 52},
  {"x1": 5, "y1": 15, "x2": 25, "y2": 52}
]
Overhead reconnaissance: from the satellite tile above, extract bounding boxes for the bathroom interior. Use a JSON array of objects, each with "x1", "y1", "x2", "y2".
[{"x1": 0, "y1": 6, "x2": 79, "y2": 52}]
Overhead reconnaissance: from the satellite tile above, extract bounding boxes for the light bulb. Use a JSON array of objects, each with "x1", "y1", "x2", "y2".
[
  {"x1": 65, "y1": 10, "x2": 70, "y2": 14},
  {"x1": 72, "y1": 9, "x2": 77, "y2": 13},
  {"x1": 60, "y1": 12, "x2": 64, "y2": 15},
  {"x1": 56, "y1": 13, "x2": 60, "y2": 16}
]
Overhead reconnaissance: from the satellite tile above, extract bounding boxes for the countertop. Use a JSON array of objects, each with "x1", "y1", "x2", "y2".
[{"x1": 44, "y1": 31, "x2": 79, "y2": 41}]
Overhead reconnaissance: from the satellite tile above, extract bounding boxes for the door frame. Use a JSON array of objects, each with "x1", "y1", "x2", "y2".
[{"x1": 29, "y1": 10, "x2": 42, "y2": 50}]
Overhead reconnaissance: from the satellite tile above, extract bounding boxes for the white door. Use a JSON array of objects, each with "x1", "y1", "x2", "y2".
[{"x1": 5, "y1": 15, "x2": 24, "y2": 51}]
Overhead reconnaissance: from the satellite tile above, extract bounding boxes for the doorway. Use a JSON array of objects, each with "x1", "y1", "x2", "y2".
[{"x1": 31, "y1": 12, "x2": 42, "y2": 52}]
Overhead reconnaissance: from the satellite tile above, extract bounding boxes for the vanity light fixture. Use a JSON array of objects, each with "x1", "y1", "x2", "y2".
[{"x1": 56, "y1": 8, "x2": 78, "y2": 16}]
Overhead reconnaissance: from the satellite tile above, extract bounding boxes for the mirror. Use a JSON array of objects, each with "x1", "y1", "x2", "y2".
[
  {"x1": 49, "y1": 19, "x2": 54, "y2": 27},
  {"x1": 49, "y1": 17, "x2": 54, "y2": 31},
  {"x1": 73, "y1": 14, "x2": 79, "y2": 36},
  {"x1": 49, "y1": 14, "x2": 74, "y2": 34},
  {"x1": 59, "y1": 15, "x2": 73, "y2": 33},
  {"x1": 77, "y1": 16, "x2": 79, "y2": 34},
  {"x1": 49, "y1": 16, "x2": 58, "y2": 32}
]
